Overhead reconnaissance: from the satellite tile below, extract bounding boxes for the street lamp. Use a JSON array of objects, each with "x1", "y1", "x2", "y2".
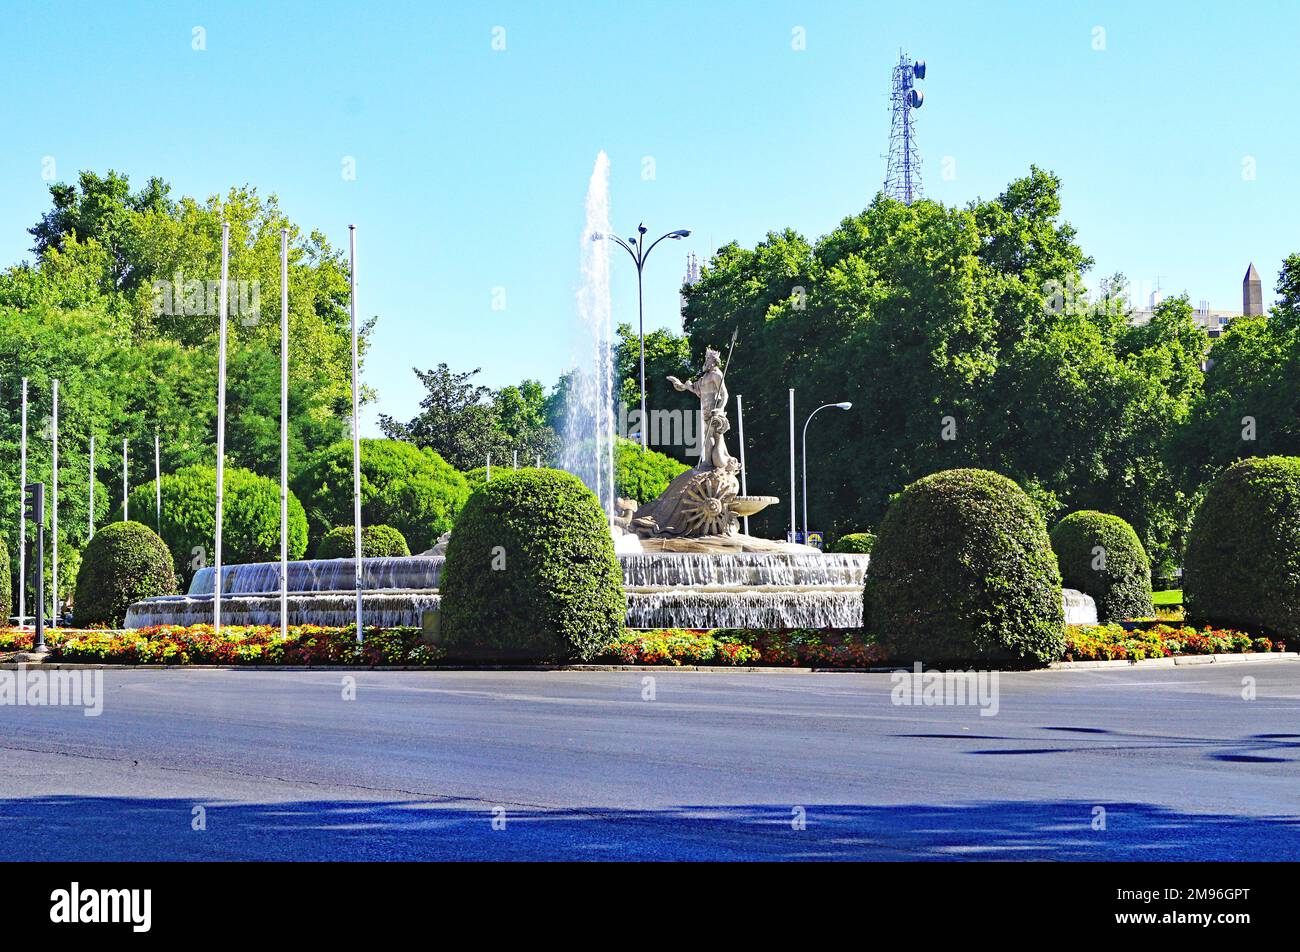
[
  {"x1": 802, "y1": 402, "x2": 853, "y2": 541},
  {"x1": 593, "y1": 224, "x2": 691, "y2": 449}
]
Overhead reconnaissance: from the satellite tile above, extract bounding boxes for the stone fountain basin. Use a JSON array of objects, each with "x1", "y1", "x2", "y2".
[{"x1": 730, "y1": 495, "x2": 779, "y2": 517}]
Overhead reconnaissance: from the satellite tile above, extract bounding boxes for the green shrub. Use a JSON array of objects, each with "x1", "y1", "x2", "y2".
[
  {"x1": 441, "y1": 469, "x2": 625, "y2": 662},
  {"x1": 117, "y1": 465, "x2": 308, "y2": 587},
  {"x1": 1050, "y1": 511, "x2": 1153, "y2": 623},
  {"x1": 317, "y1": 524, "x2": 411, "y2": 559},
  {"x1": 614, "y1": 438, "x2": 689, "y2": 505},
  {"x1": 1184, "y1": 456, "x2": 1300, "y2": 640},
  {"x1": 830, "y1": 532, "x2": 875, "y2": 554},
  {"x1": 0, "y1": 534, "x2": 10, "y2": 622},
  {"x1": 73, "y1": 521, "x2": 178, "y2": 627},
  {"x1": 293, "y1": 439, "x2": 469, "y2": 554},
  {"x1": 864, "y1": 468, "x2": 1065, "y2": 664}
]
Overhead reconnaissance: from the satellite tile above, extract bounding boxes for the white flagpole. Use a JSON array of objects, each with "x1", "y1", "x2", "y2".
[
  {"x1": 18, "y1": 378, "x2": 27, "y2": 626},
  {"x1": 154, "y1": 430, "x2": 161, "y2": 531},
  {"x1": 513, "y1": 450, "x2": 518, "y2": 470},
  {"x1": 788, "y1": 389, "x2": 796, "y2": 542},
  {"x1": 214, "y1": 222, "x2": 230, "y2": 634},
  {"x1": 51, "y1": 379, "x2": 58, "y2": 623},
  {"x1": 88, "y1": 435, "x2": 95, "y2": 540},
  {"x1": 122, "y1": 438, "x2": 128, "y2": 520},
  {"x1": 349, "y1": 225, "x2": 363, "y2": 644},
  {"x1": 280, "y1": 227, "x2": 289, "y2": 640},
  {"x1": 486, "y1": 453, "x2": 491, "y2": 481},
  {"x1": 736, "y1": 393, "x2": 749, "y2": 536}
]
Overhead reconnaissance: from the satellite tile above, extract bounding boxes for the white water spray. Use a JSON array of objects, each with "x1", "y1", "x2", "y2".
[{"x1": 562, "y1": 151, "x2": 616, "y2": 515}]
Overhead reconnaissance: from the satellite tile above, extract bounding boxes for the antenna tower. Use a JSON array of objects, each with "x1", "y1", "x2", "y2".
[{"x1": 883, "y1": 51, "x2": 927, "y2": 204}]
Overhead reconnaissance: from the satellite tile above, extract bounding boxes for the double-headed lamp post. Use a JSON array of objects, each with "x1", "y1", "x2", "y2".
[
  {"x1": 802, "y1": 402, "x2": 853, "y2": 541},
  {"x1": 593, "y1": 224, "x2": 691, "y2": 449}
]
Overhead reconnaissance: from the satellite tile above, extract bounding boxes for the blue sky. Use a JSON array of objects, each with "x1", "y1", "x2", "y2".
[{"x1": 2, "y1": 1, "x2": 1297, "y2": 433}]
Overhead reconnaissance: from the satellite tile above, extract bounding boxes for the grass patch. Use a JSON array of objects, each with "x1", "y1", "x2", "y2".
[{"x1": 1152, "y1": 588, "x2": 1183, "y2": 607}]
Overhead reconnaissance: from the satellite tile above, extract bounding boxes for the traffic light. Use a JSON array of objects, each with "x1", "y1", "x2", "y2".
[{"x1": 24, "y1": 482, "x2": 44, "y2": 527}]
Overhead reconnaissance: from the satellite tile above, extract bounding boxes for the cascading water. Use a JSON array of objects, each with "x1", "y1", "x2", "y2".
[
  {"x1": 125, "y1": 551, "x2": 874, "y2": 631},
  {"x1": 560, "y1": 150, "x2": 616, "y2": 516}
]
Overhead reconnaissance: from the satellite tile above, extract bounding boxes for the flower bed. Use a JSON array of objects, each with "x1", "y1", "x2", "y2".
[
  {"x1": 0, "y1": 622, "x2": 1288, "y2": 668},
  {"x1": 0, "y1": 625, "x2": 441, "y2": 666},
  {"x1": 1064, "y1": 623, "x2": 1283, "y2": 662},
  {"x1": 602, "y1": 628, "x2": 886, "y2": 667}
]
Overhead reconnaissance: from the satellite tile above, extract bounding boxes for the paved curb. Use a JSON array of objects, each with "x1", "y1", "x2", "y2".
[
  {"x1": 1, "y1": 652, "x2": 1294, "y2": 674},
  {"x1": 1047, "y1": 651, "x2": 1298, "y2": 670}
]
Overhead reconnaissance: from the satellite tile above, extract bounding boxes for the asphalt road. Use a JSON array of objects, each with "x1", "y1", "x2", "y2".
[{"x1": 1, "y1": 662, "x2": 1299, "y2": 860}]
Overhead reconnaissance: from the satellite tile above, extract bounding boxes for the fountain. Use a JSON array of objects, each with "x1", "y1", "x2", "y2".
[{"x1": 124, "y1": 154, "x2": 1095, "y2": 635}]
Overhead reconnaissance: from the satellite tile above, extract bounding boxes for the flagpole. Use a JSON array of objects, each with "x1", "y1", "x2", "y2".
[
  {"x1": 280, "y1": 227, "x2": 289, "y2": 640},
  {"x1": 736, "y1": 393, "x2": 749, "y2": 536},
  {"x1": 18, "y1": 378, "x2": 27, "y2": 626},
  {"x1": 122, "y1": 439, "x2": 128, "y2": 520},
  {"x1": 88, "y1": 435, "x2": 95, "y2": 540},
  {"x1": 154, "y1": 430, "x2": 161, "y2": 531},
  {"x1": 51, "y1": 379, "x2": 58, "y2": 624},
  {"x1": 349, "y1": 225, "x2": 363, "y2": 644},
  {"x1": 214, "y1": 222, "x2": 230, "y2": 634}
]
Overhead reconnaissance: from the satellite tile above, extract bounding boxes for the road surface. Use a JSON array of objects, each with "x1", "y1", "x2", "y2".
[{"x1": 1, "y1": 662, "x2": 1298, "y2": 860}]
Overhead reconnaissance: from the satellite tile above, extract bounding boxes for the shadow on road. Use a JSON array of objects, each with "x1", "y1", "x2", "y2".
[{"x1": 0, "y1": 796, "x2": 1297, "y2": 861}]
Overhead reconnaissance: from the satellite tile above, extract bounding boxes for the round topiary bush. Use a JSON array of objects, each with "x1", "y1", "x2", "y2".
[
  {"x1": 614, "y1": 438, "x2": 689, "y2": 506},
  {"x1": 0, "y1": 534, "x2": 11, "y2": 623},
  {"x1": 293, "y1": 439, "x2": 469, "y2": 554},
  {"x1": 73, "y1": 521, "x2": 178, "y2": 627},
  {"x1": 441, "y1": 469, "x2": 625, "y2": 662},
  {"x1": 1050, "y1": 511, "x2": 1153, "y2": 623},
  {"x1": 118, "y1": 465, "x2": 308, "y2": 587},
  {"x1": 830, "y1": 532, "x2": 875, "y2": 554},
  {"x1": 317, "y1": 524, "x2": 412, "y2": 559},
  {"x1": 864, "y1": 469, "x2": 1065, "y2": 664},
  {"x1": 1184, "y1": 456, "x2": 1300, "y2": 640}
]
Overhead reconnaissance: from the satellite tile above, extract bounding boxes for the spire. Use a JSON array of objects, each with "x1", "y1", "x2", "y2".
[{"x1": 1243, "y1": 262, "x2": 1263, "y2": 316}]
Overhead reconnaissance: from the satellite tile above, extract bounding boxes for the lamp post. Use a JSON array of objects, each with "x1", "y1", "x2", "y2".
[
  {"x1": 802, "y1": 402, "x2": 853, "y2": 541},
  {"x1": 593, "y1": 224, "x2": 690, "y2": 450}
]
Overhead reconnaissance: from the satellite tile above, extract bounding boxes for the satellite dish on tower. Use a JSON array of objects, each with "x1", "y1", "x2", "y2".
[
  {"x1": 913, "y1": 59, "x2": 926, "y2": 79},
  {"x1": 909, "y1": 89, "x2": 924, "y2": 108}
]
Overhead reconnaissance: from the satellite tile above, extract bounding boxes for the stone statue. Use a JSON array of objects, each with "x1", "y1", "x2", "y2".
[
  {"x1": 628, "y1": 344, "x2": 805, "y2": 552},
  {"x1": 667, "y1": 347, "x2": 734, "y2": 471}
]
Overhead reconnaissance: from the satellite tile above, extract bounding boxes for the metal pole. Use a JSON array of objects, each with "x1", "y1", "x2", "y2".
[
  {"x1": 788, "y1": 389, "x2": 796, "y2": 542},
  {"x1": 486, "y1": 454, "x2": 491, "y2": 481},
  {"x1": 18, "y1": 378, "x2": 26, "y2": 627},
  {"x1": 214, "y1": 222, "x2": 230, "y2": 634},
  {"x1": 154, "y1": 429, "x2": 161, "y2": 532},
  {"x1": 637, "y1": 253, "x2": 647, "y2": 450},
  {"x1": 51, "y1": 379, "x2": 57, "y2": 624},
  {"x1": 736, "y1": 393, "x2": 749, "y2": 536},
  {"x1": 122, "y1": 438, "x2": 128, "y2": 520},
  {"x1": 88, "y1": 435, "x2": 94, "y2": 541},
  {"x1": 34, "y1": 508, "x2": 45, "y2": 653},
  {"x1": 349, "y1": 225, "x2": 363, "y2": 644},
  {"x1": 513, "y1": 450, "x2": 518, "y2": 470},
  {"x1": 280, "y1": 227, "x2": 290, "y2": 640}
]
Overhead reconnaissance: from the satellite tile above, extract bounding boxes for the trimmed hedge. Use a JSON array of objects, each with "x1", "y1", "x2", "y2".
[
  {"x1": 73, "y1": 521, "x2": 178, "y2": 627},
  {"x1": 1184, "y1": 456, "x2": 1300, "y2": 640},
  {"x1": 1050, "y1": 511, "x2": 1153, "y2": 623},
  {"x1": 118, "y1": 465, "x2": 308, "y2": 586},
  {"x1": 614, "y1": 438, "x2": 690, "y2": 505},
  {"x1": 0, "y1": 534, "x2": 10, "y2": 623},
  {"x1": 441, "y1": 469, "x2": 625, "y2": 662},
  {"x1": 830, "y1": 532, "x2": 875, "y2": 554},
  {"x1": 293, "y1": 439, "x2": 469, "y2": 554},
  {"x1": 864, "y1": 469, "x2": 1065, "y2": 664},
  {"x1": 317, "y1": 524, "x2": 411, "y2": 559}
]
